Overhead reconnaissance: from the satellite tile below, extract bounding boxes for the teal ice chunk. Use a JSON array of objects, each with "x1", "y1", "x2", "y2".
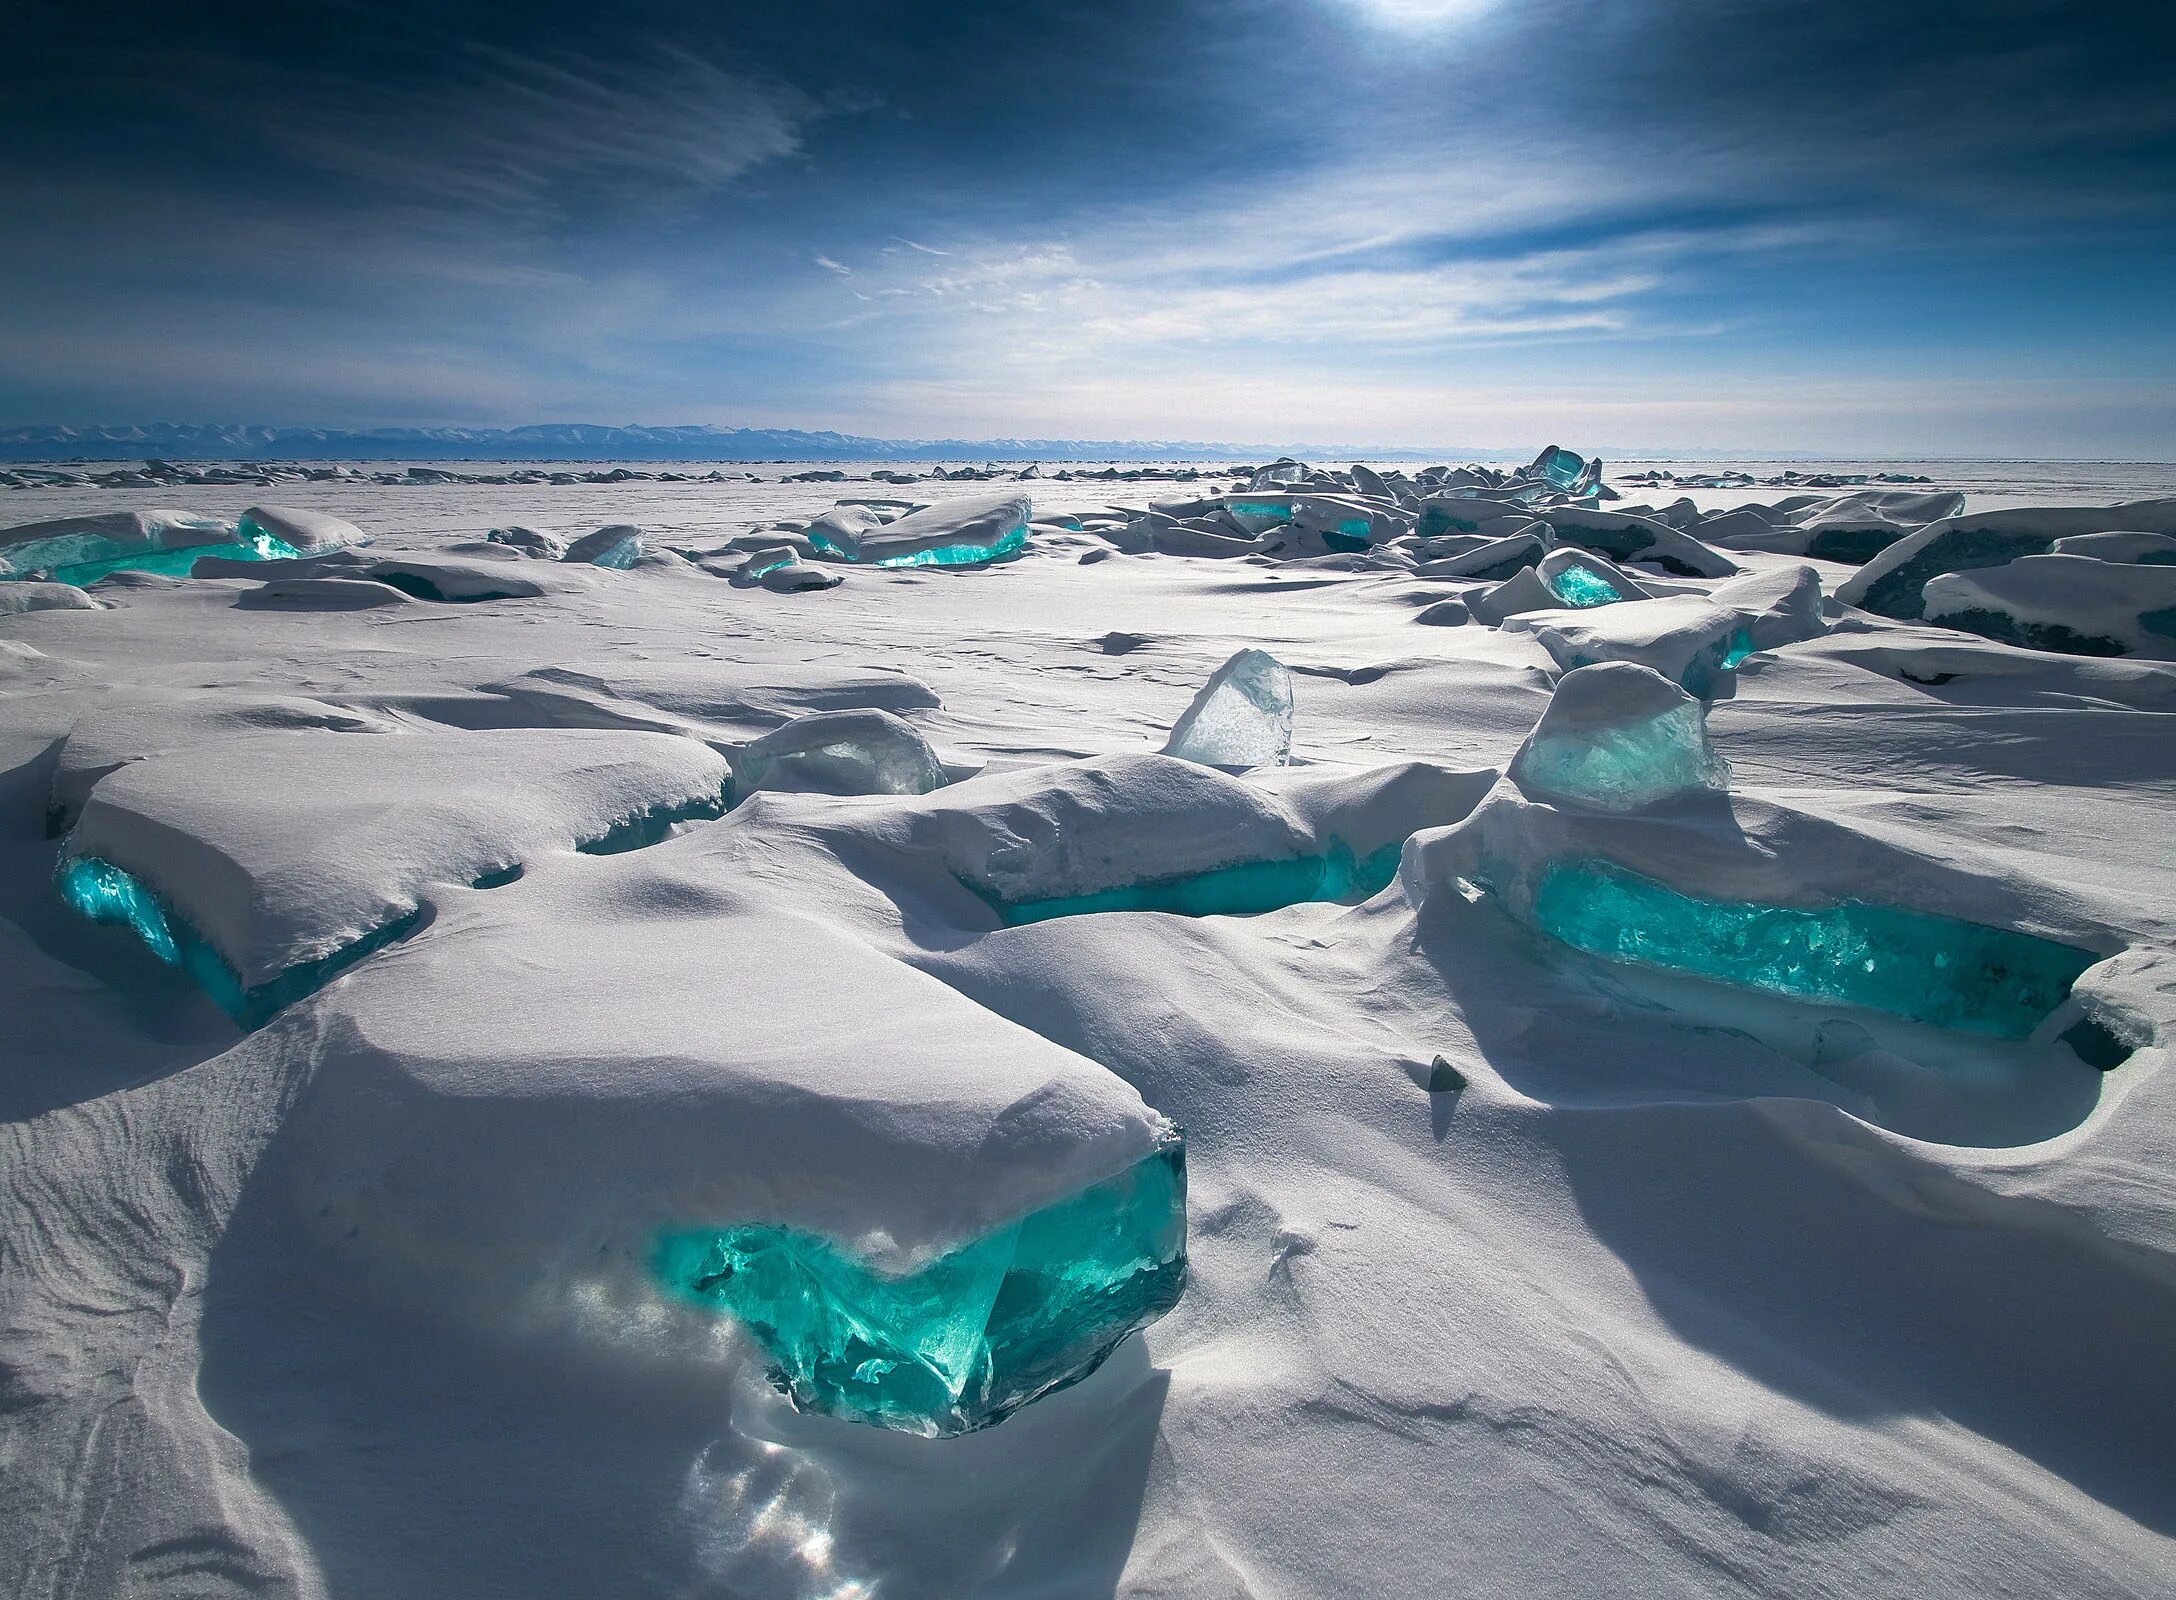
[
  {"x1": 1717, "y1": 629, "x2": 1756, "y2": 669},
  {"x1": 1536, "y1": 446, "x2": 1588, "y2": 491},
  {"x1": 655, "y1": 1131, "x2": 1187, "y2": 1436},
  {"x1": 58, "y1": 856, "x2": 180, "y2": 962},
  {"x1": 564, "y1": 525, "x2": 645, "y2": 569},
  {"x1": 57, "y1": 854, "x2": 421, "y2": 1028},
  {"x1": 990, "y1": 839, "x2": 1400, "y2": 925},
  {"x1": 1228, "y1": 501, "x2": 1296, "y2": 524},
  {"x1": 1545, "y1": 564, "x2": 1623, "y2": 607},
  {"x1": 809, "y1": 523, "x2": 1028, "y2": 568},
  {"x1": 870, "y1": 522, "x2": 1027, "y2": 568},
  {"x1": 1506, "y1": 857, "x2": 2096, "y2": 1039},
  {"x1": 45, "y1": 531, "x2": 304, "y2": 586}
]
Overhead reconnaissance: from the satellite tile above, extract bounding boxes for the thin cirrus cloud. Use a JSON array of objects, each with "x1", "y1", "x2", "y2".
[{"x1": 261, "y1": 42, "x2": 822, "y2": 222}]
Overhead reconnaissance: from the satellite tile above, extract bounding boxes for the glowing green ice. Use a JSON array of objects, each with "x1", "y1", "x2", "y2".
[
  {"x1": 655, "y1": 1132, "x2": 1187, "y2": 1435},
  {"x1": 808, "y1": 524, "x2": 1028, "y2": 568},
  {"x1": 41, "y1": 532, "x2": 304, "y2": 586},
  {"x1": 1546, "y1": 564, "x2": 1623, "y2": 607},
  {"x1": 1537, "y1": 447, "x2": 1588, "y2": 490},
  {"x1": 57, "y1": 854, "x2": 421, "y2": 1028},
  {"x1": 988, "y1": 840, "x2": 1401, "y2": 925},
  {"x1": 1508, "y1": 857, "x2": 2097, "y2": 1039}
]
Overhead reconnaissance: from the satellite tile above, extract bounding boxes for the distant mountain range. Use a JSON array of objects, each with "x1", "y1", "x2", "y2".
[{"x1": 0, "y1": 422, "x2": 1523, "y2": 464}]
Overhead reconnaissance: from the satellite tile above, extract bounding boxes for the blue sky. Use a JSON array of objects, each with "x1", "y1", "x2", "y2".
[{"x1": 3, "y1": 0, "x2": 2172, "y2": 454}]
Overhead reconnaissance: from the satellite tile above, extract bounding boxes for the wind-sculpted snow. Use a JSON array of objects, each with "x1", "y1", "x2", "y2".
[{"x1": 6, "y1": 460, "x2": 2176, "y2": 1600}]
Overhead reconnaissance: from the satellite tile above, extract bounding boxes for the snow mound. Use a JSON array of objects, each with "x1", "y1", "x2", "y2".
[
  {"x1": 0, "y1": 581, "x2": 100, "y2": 614},
  {"x1": 237, "y1": 505, "x2": 367, "y2": 554}
]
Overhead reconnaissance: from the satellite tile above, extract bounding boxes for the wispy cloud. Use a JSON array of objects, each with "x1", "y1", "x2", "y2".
[{"x1": 266, "y1": 42, "x2": 819, "y2": 222}]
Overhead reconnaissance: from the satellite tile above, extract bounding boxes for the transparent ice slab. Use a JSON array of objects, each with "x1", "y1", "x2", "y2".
[
  {"x1": 1491, "y1": 857, "x2": 2097, "y2": 1039},
  {"x1": 1512, "y1": 701, "x2": 1729, "y2": 812},
  {"x1": 654, "y1": 1131, "x2": 1187, "y2": 1436},
  {"x1": 1163, "y1": 648, "x2": 1294, "y2": 768},
  {"x1": 34, "y1": 531, "x2": 304, "y2": 586}
]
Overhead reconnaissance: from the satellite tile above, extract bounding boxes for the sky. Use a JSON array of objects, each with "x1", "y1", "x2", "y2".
[{"x1": 3, "y1": 0, "x2": 2173, "y2": 455}]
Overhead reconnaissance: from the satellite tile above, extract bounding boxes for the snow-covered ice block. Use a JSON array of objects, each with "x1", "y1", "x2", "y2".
[
  {"x1": 1839, "y1": 499, "x2": 2176, "y2": 619},
  {"x1": 0, "y1": 509, "x2": 232, "y2": 579},
  {"x1": 60, "y1": 728, "x2": 729, "y2": 1023},
  {"x1": 1407, "y1": 527, "x2": 1546, "y2": 582},
  {"x1": 730, "y1": 708, "x2": 945, "y2": 797},
  {"x1": 562, "y1": 524, "x2": 645, "y2": 569},
  {"x1": 2048, "y1": 531, "x2": 2176, "y2": 565},
  {"x1": 1163, "y1": 648, "x2": 1294, "y2": 768},
  {"x1": 485, "y1": 524, "x2": 567, "y2": 558},
  {"x1": 1509, "y1": 662, "x2": 1729, "y2": 812},
  {"x1": 811, "y1": 492, "x2": 1031, "y2": 567},
  {"x1": 49, "y1": 691, "x2": 402, "y2": 830},
  {"x1": 1406, "y1": 784, "x2": 2113, "y2": 1041},
  {"x1": 235, "y1": 575, "x2": 415, "y2": 609},
  {"x1": 1414, "y1": 494, "x2": 1534, "y2": 539},
  {"x1": 1511, "y1": 564, "x2": 1825, "y2": 697},
  {"x1": 1537, "y1": 508, "x2": 1741, "y2": 578},
  {"x1": 237, "y1": 505, "x2": 367, "y2": 554},
  {"x1": 0, "y1": 508, "x2": 244, "y2": 583},
  {"x1": 274, "y1": 861, "x2": 1183, "y2": 1435},
  {"x1": 1923, "y1": 554, "x2": 2176, "y2": 659},
  {"x1": 0, "y1": 581, "x2": 99, "y2": 614}
]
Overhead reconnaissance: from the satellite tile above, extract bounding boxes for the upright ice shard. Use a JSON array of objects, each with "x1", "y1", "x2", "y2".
[
  {"x1": 1163, "y1": 649, "x2": 1295, "y2": 768},
  {"x1": 731, "y1": 709, "x2": 945, "y2": 796},
  {"x1": 1531, "y1": 445, "x2": 1590, "y2": 491},
  {"x1": 655, "y1": 1129, "x2": 1186, "y2": 1436},
  {"x1": 1509, "y1": 663, "x2": 1730, "y2": 812}
]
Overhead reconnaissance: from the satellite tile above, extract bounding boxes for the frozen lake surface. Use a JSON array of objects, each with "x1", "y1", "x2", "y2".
[{"x1": 3, "y1": 455, "x2": 2173, "y2": 1599}]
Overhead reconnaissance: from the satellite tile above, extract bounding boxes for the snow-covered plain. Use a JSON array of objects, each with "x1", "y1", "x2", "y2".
[{"x1": 4, "y1": 457, "x2": 2175, "y2": 1599}]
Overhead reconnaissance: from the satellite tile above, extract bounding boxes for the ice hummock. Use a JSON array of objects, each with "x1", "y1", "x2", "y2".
[
  {"x1": 809, "y1": 493, "x2": 1031, "y2": 567},
  {"x1": 654, "y1": 1128, "x2": 1185, "y2": 1436},
  {"x1": 1162, "y1": 648, "x2": 1294, "y2": 768},
  {"x1": 1509, "y1": 663, "x2": 1730, "y2": 812},
  {"x1": 730, "y1": 708, "x2": 946, "y2": 797},
  {"x1": 562, "y1": 524, "x2": 645, "y2": 569},
  {"x1": 59, "y1": 728, "x2": 730, "y2": 1019},
  {"x1": 1922, "y1": 554, "x2": 2176, "y2": 660}
]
